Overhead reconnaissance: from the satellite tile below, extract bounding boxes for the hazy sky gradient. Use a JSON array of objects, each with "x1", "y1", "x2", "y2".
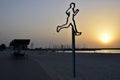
[{"x1": 0, "y1": 0, "x2": 120, "y2": 48}]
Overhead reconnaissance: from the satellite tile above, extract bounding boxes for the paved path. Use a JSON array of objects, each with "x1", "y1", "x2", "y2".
[{"x1": 0, "y1": 53, "x2": 53, "y2": 80}]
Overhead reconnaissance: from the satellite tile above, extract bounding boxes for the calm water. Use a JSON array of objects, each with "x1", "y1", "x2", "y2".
[
  {"x1": 94, "y1": 50, "x2": 120, "y2": 53},
  {"x1": 63, "y1": 50, "x2": 120, "y2": 54}
]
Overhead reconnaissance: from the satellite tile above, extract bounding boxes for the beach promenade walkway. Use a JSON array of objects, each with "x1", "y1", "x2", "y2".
[{"x1": 0, "y1": 53, "x2": 53, "y2": 80}]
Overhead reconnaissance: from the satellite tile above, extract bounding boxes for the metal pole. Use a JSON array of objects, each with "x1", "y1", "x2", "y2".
[{"x1": 72, "y1": 27, "x2": 76, "y2": 78}]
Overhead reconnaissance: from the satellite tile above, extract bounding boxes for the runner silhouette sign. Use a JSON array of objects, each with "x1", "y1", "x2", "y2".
[
  {"x1": 56, "y1": 2, "x2": 82, "y2": 78},
  {"x1": 57, "y1": 2, "x2": 82, "y2": 35}
]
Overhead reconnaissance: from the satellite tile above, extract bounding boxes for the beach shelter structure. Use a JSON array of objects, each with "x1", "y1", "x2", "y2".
[
  {"x1": 10, "y1": 39, "x2": 30, "y2": 50},
  {"x1": 10, "y1": 39, "x2": 30, "y2": 56}
]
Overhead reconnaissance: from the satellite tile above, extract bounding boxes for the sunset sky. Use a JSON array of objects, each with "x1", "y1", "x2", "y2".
[{"x1": 0, "y1": 0, "x2": 120, "y2": 48}]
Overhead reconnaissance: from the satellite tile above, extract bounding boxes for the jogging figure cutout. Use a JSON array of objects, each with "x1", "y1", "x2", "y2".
[{"x1": 56, "y1": 2, "x2": 82, "y2": 36}]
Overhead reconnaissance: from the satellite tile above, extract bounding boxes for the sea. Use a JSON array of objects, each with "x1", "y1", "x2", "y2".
[{"x1": 62, "y1": 50, "x2": 120, "y2": 54}]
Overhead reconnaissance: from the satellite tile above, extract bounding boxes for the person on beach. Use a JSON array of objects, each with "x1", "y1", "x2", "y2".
[{"x1": 56, "y1": 2, "x2": 82, "y2": 36}]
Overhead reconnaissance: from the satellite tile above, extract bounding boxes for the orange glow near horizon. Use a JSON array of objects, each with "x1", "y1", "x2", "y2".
[
  {"x1": 82, "y1": 10, "x2": 119, "y2": 47},
  {"x1": 94, "y1": 25, "x2": 115, "y2": 45}
]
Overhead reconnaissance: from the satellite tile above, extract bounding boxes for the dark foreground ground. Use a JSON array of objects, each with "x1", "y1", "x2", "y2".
[
  {"x1": 29, "y1": 52, "x2": 120, "y2": 80},
  {"x1": 1, "y1": 51, "x2": 120, "y2": 80},
  {"x1": 0, "y1": 53, "x2": 53, "y2": 80},
  {"x1": 76, "y1": 53, "x2": 120, "y2": 80}
]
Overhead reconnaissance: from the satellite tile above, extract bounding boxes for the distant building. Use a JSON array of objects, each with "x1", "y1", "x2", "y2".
[{"x1": 9, "y1": 39, "x2": 30, "y2": 50}]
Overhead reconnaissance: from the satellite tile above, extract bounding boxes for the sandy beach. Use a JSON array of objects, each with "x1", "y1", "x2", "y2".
[
  {"x1": 1, "y1": 50, "x2": 120, "y2": 80},
  {"x1": 0, "y1": 51, "x2": 54, "y2": 80},
  {"x1": 26, "y1": 51, "x2": 120, "y2": 80}
]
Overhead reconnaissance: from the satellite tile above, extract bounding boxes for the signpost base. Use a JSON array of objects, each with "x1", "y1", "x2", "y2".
[{"x1": 72, "y1": 27, "x2": 76, "y2": 78}]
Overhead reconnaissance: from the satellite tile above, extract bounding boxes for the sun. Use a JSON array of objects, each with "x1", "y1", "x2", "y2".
[
  {"x1": 101, "y1": 34, "x2": 111, "y2": 43},
  {"x1": 101, "y1": 35, "x2": 110, "y2": 43}
]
